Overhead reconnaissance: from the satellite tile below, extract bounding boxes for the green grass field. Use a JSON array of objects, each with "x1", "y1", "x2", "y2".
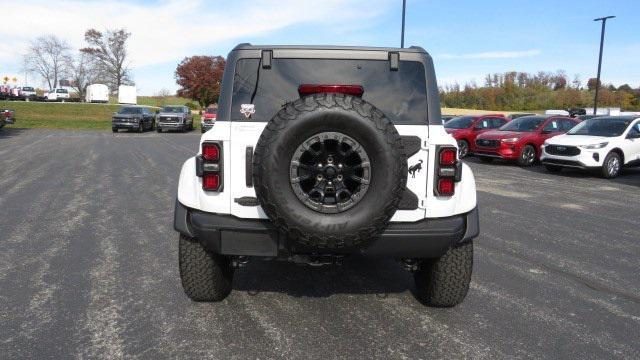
[{"x1": 1, "y1": 99, "x2": 202, "y2": 130}]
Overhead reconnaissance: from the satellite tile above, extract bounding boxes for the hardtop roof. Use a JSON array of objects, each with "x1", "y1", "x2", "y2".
[{"x1": 232, "y1": 43, "x2": 427, "y2": 54}]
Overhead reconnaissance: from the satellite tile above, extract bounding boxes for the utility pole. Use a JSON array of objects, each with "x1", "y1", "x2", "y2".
[
  {"x1": 592, "y1": 16, "x2": 615, "y2": 115},
  {"x1": 401, "y1": 0, "x2": 406, "y2": 48}
]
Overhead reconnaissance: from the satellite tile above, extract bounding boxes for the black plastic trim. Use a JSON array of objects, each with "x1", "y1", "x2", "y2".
[
  {"x1": 401, "y1": 135, "x2": 422, "y2": 157},
  {"x1": 261, "y1": 50, "x2": 272, "y2": 69},
  {"x1": 245, "y1": 146, "x2": 254, "y2": 187},
  {"x1": 174, "y1": 200, "x2": 479, "y2": 258},
  {"x1": 389, "y1": 52, "x2": 399, "y2": 71},
  {"x1": 398, "y1": 188, "x2": 419, "y2": 210}
]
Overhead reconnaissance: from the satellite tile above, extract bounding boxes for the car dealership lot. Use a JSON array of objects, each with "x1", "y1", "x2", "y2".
[{"x1": 0, "y1": 129, "x2": 639, "y2": 359}]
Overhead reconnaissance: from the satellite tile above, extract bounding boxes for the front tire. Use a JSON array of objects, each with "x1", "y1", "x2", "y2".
[
  {"x1": 157, "y1": 127, "x2": 162, "y2": 133},
  {"x1": 179, "y1": 235, "x2": 234, "y2": 302},
  {"x1": 601, "y1": 152, "x2": 622, "y2": 178},
  {"x1": 112, "y1": 128, "x2": 118, "y2": 133},
  {"x1": 518, "y1": 145, "x2": 536, "y2": 167},
  {"x1": 414, "y1": 241, "x2": 473, "y2": 307}
]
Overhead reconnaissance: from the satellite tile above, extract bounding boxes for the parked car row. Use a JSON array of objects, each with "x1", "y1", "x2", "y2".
[
  {"x1": 111, "y1": 105, "x2": 196, "y2": 133},
  {"x1": 445, "y1": 114, "x2": 640, "y2": 178}
]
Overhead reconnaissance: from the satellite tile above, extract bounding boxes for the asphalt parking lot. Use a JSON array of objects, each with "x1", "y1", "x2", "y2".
[{"x1": 1, "y1": 128, "x2": 639, "y2": 359}]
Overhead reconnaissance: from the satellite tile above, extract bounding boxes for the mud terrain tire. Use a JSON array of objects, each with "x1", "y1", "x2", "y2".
[
  {"x1": 253, "y1": 93, "x2": 407, "y2": 250},
  {"x1": 179, "y1": 234, "x2": 233, "y2": 301},
  {"x1": 414, "y1": 241, "x2": 473, "y2": 307}
]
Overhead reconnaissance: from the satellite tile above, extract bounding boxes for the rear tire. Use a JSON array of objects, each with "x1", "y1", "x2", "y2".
[
  {"x1": 414, "y1": 241, "x2": 473, "y2": 307},
  {"x1": 479, "y1": 156, "x2": 494, "y2": 163},
  {"x1": 112, "y1": 128, "x2": 118, "y2": 133},
  {"x1": 517, "y1": 144, "x2": 536, "y2": 167},
  {"x1": 179, "y1": 234, "x2": 233, "y2": 302},
  {"x1": 544, "y1": 164, "x2": 562, "y2": 173},
  {"x1": 601, "y1": 152, "x2": 622, "y2": 178}
]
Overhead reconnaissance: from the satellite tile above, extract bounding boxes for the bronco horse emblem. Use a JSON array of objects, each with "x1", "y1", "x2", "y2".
[{"x1": 408, "y1": 160, "x2": 423, "y2": 178}]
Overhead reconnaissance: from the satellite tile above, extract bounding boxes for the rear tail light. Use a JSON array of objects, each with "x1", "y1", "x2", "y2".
[
  {"x1": 202, "y1": 173, "x2": 220, "y2": 191},
  {"x1": 437, "y1": 178, "x2": 455, "y2": 196},
  {"x1": 202, "y1": 142, "x2": 220, "y2": 161},
  {"x1": 439, "y1": 148, "x2": 457, "y2": 166},
  {"x1": 298, "y1": 84, "x2": 364, "y2": 97},
  {"x1": 197, "y1": 141, "x2": 223, "y2": 191},
  {"x1": 434, "y1": 146, "x2": 460, "y2": 197}
]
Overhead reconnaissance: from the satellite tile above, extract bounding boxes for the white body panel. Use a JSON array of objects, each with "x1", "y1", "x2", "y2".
[
  {"x1": 177, "y1": 122, "x2": 478, "y2": 223},
  {"x1": 540, "y1": 119, "x2": 640, "y2": 166},
  {"x1": 86, "y1": 84, "x2": 109, "y2": 103},
  {"x1": 118, "y1": 85, "x2": 137, "y2": 105}
]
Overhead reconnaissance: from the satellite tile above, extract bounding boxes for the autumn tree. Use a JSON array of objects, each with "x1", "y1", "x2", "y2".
[
  {"x1": 69, "y1": 52, "x2": 100, "y2": 100},
  {"x1": 23, "y1": 35, "x2": 72, "y2": 90},
  {"x1": 587, "y1": 78, "x2": 601, "y2": 91},
  {"x1": 175, "y1": 56, "x2": 225, "y2": 107},
  {"x1": 81, "y1": 29, "x2": 132, "y2": 91}
]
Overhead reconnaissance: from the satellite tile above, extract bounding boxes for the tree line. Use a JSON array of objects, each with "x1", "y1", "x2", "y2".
[
  {"x1": 440, "y1": 71, "x2": 640, "y2": 111},
  {"x1": 23, "y1": 29, "x2": 132, "y2": 99}
]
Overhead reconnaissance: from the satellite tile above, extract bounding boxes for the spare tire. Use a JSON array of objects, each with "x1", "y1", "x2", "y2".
[{"x1": 253, "y1": 93, "x2": 407, "y2": 250}]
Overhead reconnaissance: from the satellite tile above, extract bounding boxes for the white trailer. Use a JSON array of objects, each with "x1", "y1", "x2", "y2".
[
  {"x1": 544, "y1": 109, "x2": 570, "y2": 116},
  {"x1": 85, "y1": 84, "x2": 109, "y2": 103},
  {"x1": 118, "y1": 85, "x2": 137, "y2": 105}
]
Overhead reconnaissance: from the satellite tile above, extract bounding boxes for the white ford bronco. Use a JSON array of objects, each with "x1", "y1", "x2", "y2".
[{"x1": 174, "y1": 44, "x2": 479, "y2": 306}]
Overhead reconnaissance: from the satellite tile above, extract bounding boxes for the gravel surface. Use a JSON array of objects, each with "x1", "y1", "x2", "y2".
[{"x1": 1, "y1": 128, "x2": 639, "y2": 359}]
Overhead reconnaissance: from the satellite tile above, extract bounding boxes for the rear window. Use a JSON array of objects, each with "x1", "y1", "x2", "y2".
[{"x1": 231, "y1": 58, "x2": 428, "y2": 124}]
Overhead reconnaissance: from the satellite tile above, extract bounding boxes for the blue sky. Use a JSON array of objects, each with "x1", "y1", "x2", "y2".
[{"x1": 1, "y1": 0, "x2": 637, "y2": 95}]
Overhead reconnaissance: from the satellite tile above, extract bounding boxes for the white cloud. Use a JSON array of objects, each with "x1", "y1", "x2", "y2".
[
  {"x1": 438, "y1": 49, "x2": 541, "y2": 60},
  {"x1": 0, "y1": 0, "x2": 391, "y2": 93}
]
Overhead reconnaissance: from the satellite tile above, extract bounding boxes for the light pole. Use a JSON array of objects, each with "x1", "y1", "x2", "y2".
[
  {"x1": 401, "y1": 0, "x2": 406, "y2": 48},
  {"x1": 592, "y1": 16, "x2": 615, "y2": 115}
]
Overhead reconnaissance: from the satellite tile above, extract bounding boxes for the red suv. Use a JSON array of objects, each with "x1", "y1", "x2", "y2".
[
  {"x1": 444, "y1": 114, "x2": 509, "y2": 157},
  {"x1": 474, "y1": 115, "x2": 580, "y2": 166}
]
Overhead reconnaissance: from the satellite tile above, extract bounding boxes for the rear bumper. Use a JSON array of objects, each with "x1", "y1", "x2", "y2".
[{"x1": 174, "y1": 201, "x2": 479, "y2": 258}]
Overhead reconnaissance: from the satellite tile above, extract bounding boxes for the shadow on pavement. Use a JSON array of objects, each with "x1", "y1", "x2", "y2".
[
  {"x1": 232, "y1": 256, "x2": 414, "y2": 297},
  {"x1": 0, "y1": 127, "x2": 30, "y2": 139}
]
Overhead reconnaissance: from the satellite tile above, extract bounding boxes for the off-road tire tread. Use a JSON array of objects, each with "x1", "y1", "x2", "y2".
[
  {"x1": 414, "y1": 241, "x2": 473, "y2": 307},
  {"x1": 253, "y1": 93, "x2": 407, "y2": 249},
  {"x1": 179, "y1": 234, "x2": 233, "y2": 302}
]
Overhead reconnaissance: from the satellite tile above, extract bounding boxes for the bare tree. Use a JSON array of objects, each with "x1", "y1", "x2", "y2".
[
  {"x1": 23, "y1": 35, "x2": 72, "y2": 90},
  {"x1": 69, "y1": 52, "x2": 100, "y2": 100},
  {"x1": 80, "y1": 29, "x2": 133, "y2": 92}
]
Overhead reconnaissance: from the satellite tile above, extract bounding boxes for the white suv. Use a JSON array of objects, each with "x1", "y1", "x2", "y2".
[
  {"x1": 174, "y1": 44, "x2": 479, "y2": 306},
  {"x1": 541, "y1": 116, "x2": 640, "y2": 178}
]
